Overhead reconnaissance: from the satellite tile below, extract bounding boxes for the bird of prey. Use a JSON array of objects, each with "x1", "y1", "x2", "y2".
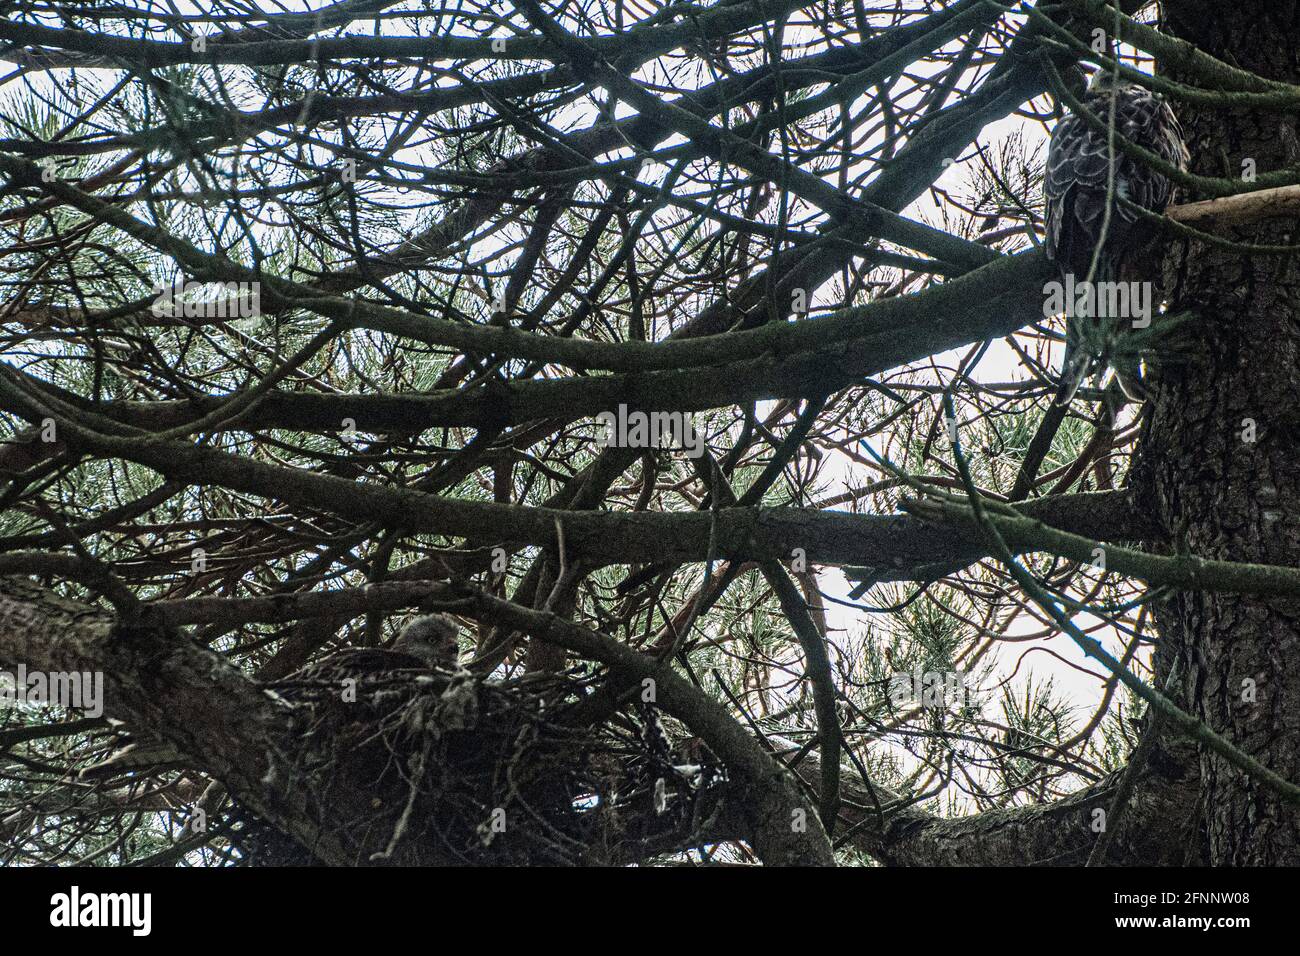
[
  {"x1": 394, "y1": 613, "x2": 462, "y2": 669},
  {"x1": 1044, "y1": 69, "x2": 1189, "y2": 399},
  {"x1": 288, "y1": 613, "x2": 462, "y2": 684},
  {"x1": 78, "y1": 614, "x2": 463, "y2": 780}
]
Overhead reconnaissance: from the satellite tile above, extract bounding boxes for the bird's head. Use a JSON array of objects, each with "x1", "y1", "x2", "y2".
[
  {"x1": 1085, "y1": 69, "x2": 1135, "y2": 96},
  {"x1": 393, "y1": 613, "x2": 461, "y2": 668}
]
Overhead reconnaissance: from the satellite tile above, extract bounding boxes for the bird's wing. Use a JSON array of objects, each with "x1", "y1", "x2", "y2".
[
  {"x1": 1045, "y1": 111, "x2": 1116, "y2": 271},
  {"x1": 1048, "y1": 88, "x2": 1185, "y2": 215},
  {"x1": 282, "y1": 647, "x2": 427, "y2": 683},
  {"x1": 1122, "y1": 90, "x2": 1188, "y2": 212},
  {"x1": 1046, "y1": 87, "x2": 1186, "y2": 277}
]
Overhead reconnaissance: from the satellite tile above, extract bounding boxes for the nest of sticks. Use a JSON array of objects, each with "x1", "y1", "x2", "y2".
[{"x1": 227, "y1": 666, "x2": 727, "y2": 865}]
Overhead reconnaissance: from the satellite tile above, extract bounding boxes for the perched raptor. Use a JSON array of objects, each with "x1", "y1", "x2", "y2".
[
  {"x1": 1044, "y1": 69, "x2": 1189, "y2": 397},
  {"x1": 78, "y1": 614, "x2": 463, "y2": 779}
]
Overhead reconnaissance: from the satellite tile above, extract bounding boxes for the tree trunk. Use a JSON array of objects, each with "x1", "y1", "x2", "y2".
[{"x1": 1135, "y1": 0, "x2": 1300, "y2": 864}]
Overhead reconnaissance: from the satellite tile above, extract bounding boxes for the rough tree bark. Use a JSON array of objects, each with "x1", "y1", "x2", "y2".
[
  {"x1": 1134, "y1": 0, "x2": 1300, "y2": 864},
  {"x1": 0, "y1": 576, "x2": 365, "y2": 864}
]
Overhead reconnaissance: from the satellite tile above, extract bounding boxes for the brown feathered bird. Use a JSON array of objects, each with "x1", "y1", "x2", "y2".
[
  {"x1": 288, "y1": 613, "x2": 462, "y2": 684},
  {"x1": 1044, "y1": 69, "x2": 1189, "y2": 399}
]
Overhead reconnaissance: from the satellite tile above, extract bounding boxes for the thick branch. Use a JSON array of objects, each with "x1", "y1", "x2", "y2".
[{"x1": 0, "y1": 576, "x2": 363, "y2": 864}]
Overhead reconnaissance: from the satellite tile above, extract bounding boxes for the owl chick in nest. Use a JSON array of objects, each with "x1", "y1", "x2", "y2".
[{"x1": 393, "y1": 613, "x2": 462, "y2": 669}]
